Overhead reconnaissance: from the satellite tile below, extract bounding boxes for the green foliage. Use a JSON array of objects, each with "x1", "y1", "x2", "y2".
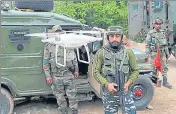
[{"x1": 52, "y1": 1, "x2": 128, "y2": 35}]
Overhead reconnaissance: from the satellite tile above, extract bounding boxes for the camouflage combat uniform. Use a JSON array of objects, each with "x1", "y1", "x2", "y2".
[
  {"x1": 43, "y1": 26, "x2": 79, "y2": 114},
  {"x1": 145, "y1": 22, "x2": 172, "y2": 89},
  {"x1": 93, "y1": 26, "x2": 139, "y2": 114}
]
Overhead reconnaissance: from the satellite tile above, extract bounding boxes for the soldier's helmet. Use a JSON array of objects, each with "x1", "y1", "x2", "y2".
[
  {"x1": 107, "y1": 26, "x2": 123, "y2": 41},
  {"x1": 153, "y1": 18, "x2": 163, "y2": 25},
  {"x1": 52, "y1": 25, "x2": 63, "y2": 32},
  {"x1": 107, "y1": 26, "x2": 123, "y2": 36}
]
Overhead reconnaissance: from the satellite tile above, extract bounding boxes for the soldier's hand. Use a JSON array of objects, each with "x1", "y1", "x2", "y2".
[
  {"x1": 74, "y1": 72, "x2": 79, "y2": 78},
  {"x1": 46, "y1": 77, "x2": 53, "y2": 84},
  {"x1": 124, "y1": 80, "x2": 133, "y2": 92},
  {"x1": 107, "y1": 83, "x2": 118, "y2": 93},
  {"x1": 124, "y1": 83, "x2": 129, "y2": 92}
]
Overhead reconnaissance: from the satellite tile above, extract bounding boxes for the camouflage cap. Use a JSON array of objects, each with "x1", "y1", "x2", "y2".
[
  {"x1": 153, "y1": 18, "x2": 163, "y2": 24},
  {"x1": 107, "y1": 26, "x2": 123, "y2": 35},
  {"x1": 52, "y1": 25, "x2": 62, "y2": 32}
]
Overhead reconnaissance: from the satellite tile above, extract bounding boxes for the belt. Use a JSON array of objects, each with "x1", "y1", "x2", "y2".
[{"x1": 52, "y1": 69, "x2": 73, "y2": 77}]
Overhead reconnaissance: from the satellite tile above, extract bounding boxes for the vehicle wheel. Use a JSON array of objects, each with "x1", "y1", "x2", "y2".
[
  {"x1": 130, "y1": 76, "x2": 154, "y2": 110},
  {"x1": 0, "y1": 88, "x2": 14, "y2": 114},
  {"x1": 15, "y1": 0, "x2": 54, "y2": 12}
]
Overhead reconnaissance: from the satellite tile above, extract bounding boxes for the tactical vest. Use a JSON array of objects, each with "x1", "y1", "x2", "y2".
[
  {"x1": 149, "y1": 31, "x2": 168, "y2": 52},
  {"x1": 101, "y1": 46, "x2": 130, "y2": 84}
]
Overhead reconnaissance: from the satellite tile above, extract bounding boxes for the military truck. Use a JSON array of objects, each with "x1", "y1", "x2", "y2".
[
  {"x1": 0, "y1": 2, "x2": 155, "y2": 114},
  {"x1": 128, "y1": 0, "x2": 176, "y2": 58}
]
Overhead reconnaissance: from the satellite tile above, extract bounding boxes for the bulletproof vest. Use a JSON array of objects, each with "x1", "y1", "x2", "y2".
[
  {"x1": 150, "y1": 30, "x2": 167, "y2": 52},
  {"x1": 49, "y1": 45, "x2": 75, "y2": 74},
  {"x1": 101, "y1": 46, "x2": 130, "y2": 84}
]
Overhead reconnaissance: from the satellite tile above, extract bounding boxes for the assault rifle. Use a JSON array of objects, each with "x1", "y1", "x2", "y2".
[{"x1": 114, "y1": 49, "x2": 127, "y2": 114}]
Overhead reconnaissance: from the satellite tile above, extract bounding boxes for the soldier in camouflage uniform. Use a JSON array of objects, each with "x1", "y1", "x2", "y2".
[
  {"x1": 145, "y1": 18, "x2": 172, "y2": 89},
  {"x1": 93, "y1": 26, "x2": 139, "y2": 114},
  {"x1": 43, "y1": 25, "x2": 79, "y2": 114}
]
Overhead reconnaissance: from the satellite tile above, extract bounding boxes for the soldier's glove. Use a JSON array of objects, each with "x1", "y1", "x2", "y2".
[
  {"x1": 74, "y1": 72, "x2": 79, "y2": 78},
  {"x1": 46, "y1": 77, "x2": 53, "y2": 84}
]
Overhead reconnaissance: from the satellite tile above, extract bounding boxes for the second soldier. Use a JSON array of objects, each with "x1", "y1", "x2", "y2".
[
  {"x1": 145, "y1": 18, "x2": 172, "y2": 89},
  {"x1": 43, "y1": 25, "x2": 79, "y2": 114}
]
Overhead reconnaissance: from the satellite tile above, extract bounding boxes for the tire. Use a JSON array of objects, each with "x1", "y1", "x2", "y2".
[
  {"x1": 15, "y1": 0, "x2": 54, "y2": 12},
  {"x1": 0, "y1": 88, "x2": 14, "y2": 114},
  {"x1": 130, "y1": 76, "x2": 154, "y2": 110}
]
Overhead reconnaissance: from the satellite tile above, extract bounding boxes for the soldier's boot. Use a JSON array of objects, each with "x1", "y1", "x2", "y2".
[
  {"x1": 60, "y1": 109, "x2": 68, "y2": 114},
  {"x1": 72, "y1": 109, "x2": 78, "y2": 114},
  {"x1": 163, "y1": 77, "x2": 172, "y2": 89},
  {"x1": 146, "y1": 104, "x2": 153, "y2": 110}
]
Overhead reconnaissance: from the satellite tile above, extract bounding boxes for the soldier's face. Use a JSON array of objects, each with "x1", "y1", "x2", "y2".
[
  {"x1": 154, "y1": 23, "x2": 161, "y2": 30},
  {"x1": 108, "y1": 34, "x2": 122, "y2": 48},
  {"x1": 108, "y1": 34, "x2": 121, "y2": 43}
]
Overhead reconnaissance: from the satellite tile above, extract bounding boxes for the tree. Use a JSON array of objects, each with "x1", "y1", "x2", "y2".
[{"x1": 52, "y1": 1, "x2": 128, "y2": 35}]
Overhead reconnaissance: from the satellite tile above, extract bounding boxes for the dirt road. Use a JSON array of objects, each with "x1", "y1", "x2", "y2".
[{"x1": 14, "y1": 42, "x2": 176, "y2": 114}]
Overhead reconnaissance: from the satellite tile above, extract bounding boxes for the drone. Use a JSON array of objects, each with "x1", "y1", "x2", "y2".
[{"x1": 25, "y1": 30, "x2": 103, "y2": 67}]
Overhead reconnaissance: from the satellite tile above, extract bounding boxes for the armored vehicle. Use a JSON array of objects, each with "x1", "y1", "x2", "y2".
[
  {"x1": 128, "y1": 0, "x2": 176, "y2": 58},
  {"x1": 0, "y1": 2, "x2": 155, "y2": 114}
]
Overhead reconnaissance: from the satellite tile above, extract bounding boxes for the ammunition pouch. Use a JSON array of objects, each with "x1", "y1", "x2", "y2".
[
  {"x1": 102, "y1": 65, "x2": 115, "y2": 77},
  {"x1": 149, "y1": 43, "x2": 157, "y2": 52},
  {"x1": 122, "y1": 65, "x2": 130, "y2": 75},
  {"x1": 67, "y1": 60, "x2": 75, "y2": 73},
  {"x1": 159, "y1": 39, "x2": 167, "y2": 46}
]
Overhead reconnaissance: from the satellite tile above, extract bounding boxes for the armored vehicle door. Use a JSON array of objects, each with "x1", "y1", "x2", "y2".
[
  {"x1": 1, "y1": 25, "x2": 51, "y2": 94},
  {"x1": 88, "y1": 43, "x2": 102, "y2": 97},
  {"x1": 128, "y1": 1, "x2": 146, "y2": 39},
  {"x1": 87, "y1": 32, "x2": 104, "y2": 97}
]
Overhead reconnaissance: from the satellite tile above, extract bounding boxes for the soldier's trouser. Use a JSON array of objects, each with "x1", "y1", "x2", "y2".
[
  {"x1": 150, "y1": 52, "x2": 168, "y2": 77},
  {"x1": 51, "y1": 73, "x2": 78, "y2": 113},
  {"x1": 101, "y1": 89, "x2": 136, "y2": 114}
]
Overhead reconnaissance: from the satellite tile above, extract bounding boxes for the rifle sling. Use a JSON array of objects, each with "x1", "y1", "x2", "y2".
[{"x1": 119, "y1": 48, "x2": 127, "y2": 71}]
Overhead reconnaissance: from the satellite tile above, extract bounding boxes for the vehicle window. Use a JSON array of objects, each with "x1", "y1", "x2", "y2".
[
  {"x1": 93, "y1": 41, "x2": 101, "y2": 51},
  {"x1": 132, "y1": 4, "x2": 138, "y2": 12}
]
